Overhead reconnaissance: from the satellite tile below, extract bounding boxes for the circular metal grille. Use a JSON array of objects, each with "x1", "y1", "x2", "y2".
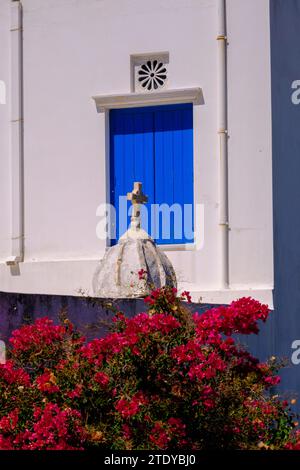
[{"x1": 138, "y1": 60, "x2": 167, "y2": 91}]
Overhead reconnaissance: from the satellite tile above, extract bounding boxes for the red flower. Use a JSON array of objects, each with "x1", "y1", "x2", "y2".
[
  {"x1": 15, "y1": 403, "x2": 85, "y2": 450},
  {"x1": 0, "y1": 360, "x2": 30, "y2": 386},
  {"x1": 115, "y1": 392, "x2": 148, "y2": 419},
  {"x1": 36, "y1": 371, "x2": 60, "y2": 393},
  {"x1": 149, "y1": 422, "x2": 170, "y2": 449},
  {"x1": 0, "y1": 435, "x2": 15, "y2": 450},
  {"x1": 0, "y1": 409, "x2": 19, "y2": 433},
  {"x1": 193, "y1": 297, "x2": 270, "y2": 342},
  {"x1": 144, "y1": 287, "x2": 178, "y2": 307},
  {"x1": 264, "y1": 375, "x2": 281, "y2": 386},
  {"x1": 181, "y1": 291, "x2": 192, "y2": 303},
  {"x1": 138, "y1": 269, "x2": 147, "y2": 280},
  {"x1": 66, "y1": 384, "x2": 82, "y2": 399},
  {"x1": 10, "y1": 318, "x2": 66, "y2": 353},
  {"x1": 94, "y1": 372, "x2": 110, "y2": 388}
]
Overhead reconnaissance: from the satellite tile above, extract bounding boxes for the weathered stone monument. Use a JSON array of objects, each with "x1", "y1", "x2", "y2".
[{"x1": 93, "y1": 182, "x2": 177, "y2": 298}]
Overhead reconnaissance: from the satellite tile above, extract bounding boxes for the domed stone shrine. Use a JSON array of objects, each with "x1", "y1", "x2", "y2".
[{"x1": 93, "y1": 182, "x2": 177, "y2": 298}]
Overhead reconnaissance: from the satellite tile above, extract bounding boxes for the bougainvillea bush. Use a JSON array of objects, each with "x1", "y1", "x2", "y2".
[{"x1": 0, "y1": 287, "x2": 299, "y2": 450}]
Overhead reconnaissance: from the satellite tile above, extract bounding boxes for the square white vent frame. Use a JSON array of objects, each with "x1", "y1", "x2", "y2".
[{"x1": 130, "y1": 52, "x2": 169, "y2": 93}]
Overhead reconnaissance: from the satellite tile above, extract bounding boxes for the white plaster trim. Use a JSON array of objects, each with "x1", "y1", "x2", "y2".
[
  {"x1": 190, "y1": 288, "x2": 274, "y2": 309},
  {"x1": 92, "y1": 88, "x2": 204, "y2": 112}
]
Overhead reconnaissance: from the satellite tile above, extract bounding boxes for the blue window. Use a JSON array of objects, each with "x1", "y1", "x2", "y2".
[{"x1": 110, "y1": 103, "x2": 194, "y2": 245}]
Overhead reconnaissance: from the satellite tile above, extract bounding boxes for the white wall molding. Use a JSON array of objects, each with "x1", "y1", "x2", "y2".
[
  {"x1": 92, "y1": 88, "x2": 204, "y2": 112},
  {"x1": 193, "y1": 288, "x2": 274, "y2": 309}
]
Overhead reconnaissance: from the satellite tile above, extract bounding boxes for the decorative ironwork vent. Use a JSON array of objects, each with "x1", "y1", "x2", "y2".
[{"x1": 137, "y1": 60, "x2": 167, "y2": 91}]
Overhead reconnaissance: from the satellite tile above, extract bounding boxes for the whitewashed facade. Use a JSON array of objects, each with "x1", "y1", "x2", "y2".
[{"x1": 0, "y1": 0, "x2": 273, "y2": 305}]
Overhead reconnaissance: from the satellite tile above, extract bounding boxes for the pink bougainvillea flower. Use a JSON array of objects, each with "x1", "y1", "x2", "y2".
[{"x1": 138, "y1": 269, "x2": 147, "y2": 280}]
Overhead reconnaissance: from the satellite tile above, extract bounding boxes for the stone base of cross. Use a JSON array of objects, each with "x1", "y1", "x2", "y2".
[{"x1": 127, "y1": 182, "x2": 148, "y2": 231}]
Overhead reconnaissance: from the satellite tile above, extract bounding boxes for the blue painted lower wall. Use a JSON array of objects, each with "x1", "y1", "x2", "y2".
[
  {"x1": 0, "y1": 292, "x2": 145, "y2": 344},
  {"x1": 0, "y1": 291, "x2": 213, "y2": 344}
]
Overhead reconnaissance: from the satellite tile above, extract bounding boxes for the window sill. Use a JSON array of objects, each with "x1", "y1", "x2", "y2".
[{"x1": 159, "y1": 243, "x2": 196, "y2": 251}]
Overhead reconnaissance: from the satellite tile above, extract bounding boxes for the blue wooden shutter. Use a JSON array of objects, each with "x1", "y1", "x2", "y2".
[
  {"x1": 154, "y1": 104, "x2": 194, "y2": 244},
  {"x1": 110, "y1": 107, "x2": 155, "y2": 243},
  {"x1": 110, "y1": 103, "x2": 194, "y2": 245}
]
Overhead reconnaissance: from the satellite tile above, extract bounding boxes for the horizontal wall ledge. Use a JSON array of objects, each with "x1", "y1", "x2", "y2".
[
  {"x1": 92, "y1": 87, "x2": 204, "y2": 112},
  {"x1": 0, "y1": 259, "x2": 273, "y2": 307},
  {"x1": 191, "y1": 289, "x2": 274, "y2": 309}
]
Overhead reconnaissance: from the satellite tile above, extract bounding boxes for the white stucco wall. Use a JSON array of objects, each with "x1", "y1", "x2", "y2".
[
  {"x1": 227, "y1": 0, "x2": 273, "y2": 291},
  {"x1": 0, "y1": 0, "x2": 273, "y2": 305}
]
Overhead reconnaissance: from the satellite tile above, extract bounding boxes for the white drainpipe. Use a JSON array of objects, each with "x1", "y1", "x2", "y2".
[
  {"x1": 217, "y1": 0, "x2": 229, "y2": 288},
  {"x1": 6, "y1": 0, "x2": 24, "y2": 267}
]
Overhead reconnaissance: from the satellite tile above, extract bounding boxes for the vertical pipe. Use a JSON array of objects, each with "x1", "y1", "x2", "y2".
[
  {"x1": 217, "y1": 0, "x2": 229, "y2": 288},
  {"x1": 7, "y1": 0, "x2": 24, "y2": 266}
]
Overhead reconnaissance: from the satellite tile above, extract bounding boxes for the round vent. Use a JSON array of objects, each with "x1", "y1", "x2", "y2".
[{"x1": 138, "y1": 60, "x2": 167, "y2": 91}]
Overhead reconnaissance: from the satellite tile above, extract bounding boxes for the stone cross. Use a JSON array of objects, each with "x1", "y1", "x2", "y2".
[{"x1": 127, "y1": 182, "x2": 148, "y2": 231}]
